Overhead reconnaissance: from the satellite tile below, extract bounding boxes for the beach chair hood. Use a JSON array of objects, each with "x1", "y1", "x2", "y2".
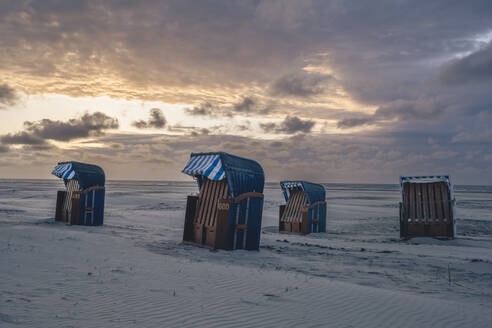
[
  {"x1": 52, "y1": 161, "x2": 105, "y2": 190},
  {"x1": 399, "y1": 175, "x2": 453, "y2": 199},
  {"x1": 280, "y1": 180, "x2": 325, "y2": 205},
  {"x1": 182, "y1": 152, "x2": 264, "y2": 197}
]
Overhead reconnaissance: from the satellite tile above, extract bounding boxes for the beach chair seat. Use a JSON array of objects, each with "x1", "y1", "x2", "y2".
[
  {"x1": 279, "y1": 181, "x2": 327, "y2": 235},
  {"x1": 192, "y1": 178, "x2": 229, "y2": 247},
  {"x1": 280, "y1": 189, "x2": 307, "y2": 233}
]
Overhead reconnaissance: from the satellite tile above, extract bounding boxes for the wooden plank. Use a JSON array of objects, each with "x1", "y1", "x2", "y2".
[
  {"x1": 195, "y1": 178, "x2": 210, "y2": 224},
  {"x1": 302, "y1": 210, "x2": 309, "y2": 234},
  {"x1": 295, "y1": 191, "x2": 306, "y2": 222},
  {"x1": 279, "y1": 204, "x2": 286, "y2": 230},
  {"x1": 441, "y1": 182, "x2": 450, "y2": 222},
  {"x1": 402, "y1": 183, "x2": 410, "y2": 223},
  {"x1": 202, "y1": 179, "x2": 213, "y2": 224},
  {"x1": 428, "y1": 183, "x2": 436, "y2": 222},
  {"x1": 288, "y1": 190, "x2": 300, "y2": 222},
  {"x1": 409, "y1": 183, "x2": 416, "y2": 221},
  {"x1": 281, "y1": 192, "x2": 293, "y2": 222},
  {"x1": 70, "y1": 196, "x2": 80, "y2": 225},
  {"x1": 214, "y1": 181, "x2": 228, "y2": 225},
  {"x1": 289, "y1": 191, "x2": 299, "y2": 222},
  {"x1": 80, "y1": 185, "x2": 105, "y2": 193},
  {"x1": 281, "y1": 189, "x2": 307, "y2": 224},
  {"x1": 415, "y1": 183, "x2": 422, "y2": 220},
  {"x1": 211, "y1": 182, "x2": 228, "y2": 227},
  {"x1": 202, "y1": 179, "x2": 216, "y2": 226},
  {"x1": 202, "y1": 179, "x2": 216, "y2": 225},
  {"x1": 214, "y1": 200, "x2": 230, "y2": 250},
  {"x1": 435, "y1": 182, "x2": 444, "y2": 222},
  {"x1": 205, "y1": 180, "x2": 220, "y2": 226},
  {"x1": 421, "y1": 183, "x2": 430, "y2": 221},
  {"x1": 232, "y1": 192, "x2": 263, "y2": 203},
  {"x1": 214, "y1": 180, "x2": 228, "y2": 226},
  {"x1": 283, "y1": 191, "x2": 295, "y2": 222},
  {"x1": 183, "y1": 195, "x2": 198, "y2": 242},
  {"x1": 297, "y1": 193, "x2": 307, "y2": 223},
  {"x1": 55, "y1": 191, "x2": 66, "y2": 222},
  {"x1": 305, "y1": 201, "x2": 327, "y2": 209}
]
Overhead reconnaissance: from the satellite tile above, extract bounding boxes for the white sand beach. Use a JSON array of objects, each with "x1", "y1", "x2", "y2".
[{"x1": 1, "y1": 180, "x2": 491, "y2": 327}]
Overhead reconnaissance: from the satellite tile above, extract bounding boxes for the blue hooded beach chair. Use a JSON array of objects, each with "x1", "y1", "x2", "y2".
[
  {"x1": 182, "y1": 152, "x2": 265, "y2": 250},
  {"x1": 279, "y1": 181, "x2": 326, "y2": 234},
  {"x1": 52, "y1": 161, "x2": 105, "y2": 226}
]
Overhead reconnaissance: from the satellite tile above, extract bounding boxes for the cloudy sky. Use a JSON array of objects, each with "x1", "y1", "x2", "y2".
[{"x1": 1, "y1": 0, "x2": 492, "y2": 184}]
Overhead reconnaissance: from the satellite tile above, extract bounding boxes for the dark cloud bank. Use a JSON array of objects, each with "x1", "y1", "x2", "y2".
[
  {"x1": 186, "y1": 97, "x2": 269, "y2": 117},
  {"x1": 132, "y1": 108, "x2": 167, "y2": 129},
  {"x1": 1, "y1": 112, "x2": 119, "y2": 147},
  {"x1": 261, "y1": 116, "x2": 315, "y2": 134},
  {"x1": 0, "y1": 83, "x2": 19, "y2": 109}
]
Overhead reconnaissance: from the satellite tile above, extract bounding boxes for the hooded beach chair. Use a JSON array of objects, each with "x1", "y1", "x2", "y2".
[
  {"x1": 52, "y1": 161, "x2": 105, "y2": 226},
  {"x1": 279, "y1": 181, "x2": 327, "y2": 234},
  {"x1": 181, "y1": 152, "x2": 265, "y2": 250},
  {"x1": 399, "y1": 175, "x2": 456, "y2": 239}
]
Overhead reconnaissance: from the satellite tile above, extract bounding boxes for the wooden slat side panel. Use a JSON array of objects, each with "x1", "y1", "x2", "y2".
[
  {"x1": 287, "y1": 191, "x2": 300, "y2": 222},
  {"x1": 280, "y1": 189, "x2": 306, "y2": 223},
  {"x1": 279, "y1": 205, "x2": 286, "y2": 231},
  {"x1": 295, "y1": 191, "x2": 306, "y2": 222},
  {"x1": 189, "y1": 178, "x2": 230, "y2": 247},
  {"x1": 280, "y1": 194, "x2": 291, "y2": 222},
  {"x1": 286, "y1": 192, "x2": 297, "y2": 223},
  {"x1": 211, "y1": 182, "x2": 228, "y2": 227},
  {"x1": 205, "y1": 180, "x2": 220, "y2": 226},
  {"x1": 195, "y1": 179, "x2": 211, "y2": 224},
  {"x1": 296, "y1": 193, "x2": 307, "y2": 223},
  {"x1": 55, "y1": 191, "x2": 66, "y2": 221},
  {"x1": 282, "y1": 191, "x2": 294, "y2": 222},
  {"x1": 183, "y1": 196, "x2": 198, "y2": 242},
  {"x1": 202, "y1": 179, "x2": 216, "y2": 225}
]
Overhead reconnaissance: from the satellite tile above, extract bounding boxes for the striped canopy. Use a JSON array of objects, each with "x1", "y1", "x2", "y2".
[
  {"x1": 52, "y1": 163, "x2": 76, "y2": 180},
  {"x1": 280, "y1": 180, "x2": 325, "y2": 205},
  {"x1": 52, "y1": 161, "x2": 105, "y2": 190},
  {"x1": 281, "y1": 181, "x2": 304, "y2": 190},
  {"x1": 182, "y1": 153, "x2": 226, "y2": 181}
]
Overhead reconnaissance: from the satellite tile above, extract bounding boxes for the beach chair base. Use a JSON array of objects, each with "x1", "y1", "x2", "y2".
[
  {"x1": 279, "y1": 205, "x2": 309, "y2": 234},
  {"x1": 54, "y1": 187, "x2": 104, "y2": 226},
  {"x1": 183, "y1": 195, "x2": 229, "y2": 250}
]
